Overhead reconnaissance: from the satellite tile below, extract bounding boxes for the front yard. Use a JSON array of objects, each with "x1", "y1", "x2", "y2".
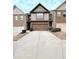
[
  {"x1": 52, "y1": 23, "x2": 66, "y2": 40},
  {"x1": 13, "y1": 27, "x2": 24, "y2": 36},
  {"x1": 56, "y1": 23, "x2": 66, "y2": 33},
  {"x1": 52, "y1": 31, "x2": 66, "y2": 40},
  {"x1": 13, "y1": 32, "x2": 27, "y2": 41}
]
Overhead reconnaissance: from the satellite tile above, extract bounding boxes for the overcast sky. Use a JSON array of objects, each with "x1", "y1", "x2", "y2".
[{"x1": 13, "y1": 0, "x2": 65, "y2": 13}]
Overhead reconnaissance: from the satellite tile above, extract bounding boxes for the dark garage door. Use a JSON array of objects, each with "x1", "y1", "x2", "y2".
[{"x1": 32, "y1": 21, "x2": 48, "y2": 31}]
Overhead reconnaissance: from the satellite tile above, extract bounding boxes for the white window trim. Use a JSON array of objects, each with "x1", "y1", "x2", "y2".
[
  {"x1": 62, "y1": 12, "x2": 66, "y2": 16},
  {"x1": 15, "y1": 16, "x2": 18, "y2": 20},
  {"x1": 36, "y1": 13, "x2": 44, "y2": 20},
  {"x1": 20, "y1": 16, "x2": 23, "y2": 20},
  {"x1": 57, "y1": 12, "x2": 61, "y2": 16},
  {"x1": 63, "y1": 12, "x2": 66, "y2": 15}
]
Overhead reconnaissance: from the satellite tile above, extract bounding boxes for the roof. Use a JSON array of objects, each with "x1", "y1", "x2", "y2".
[
  {"x1": 56, "y1": 1, "x2": 66, "y2": 10},
  {"x1": 13, "y1": 5, "x2": 17, "y2": 9},
  {"x1": 30, "y1": 3, "x2": 50, "y2": 13},
  {"x1": 13, "y1": 5, "x2": 24, "y2": 14}
]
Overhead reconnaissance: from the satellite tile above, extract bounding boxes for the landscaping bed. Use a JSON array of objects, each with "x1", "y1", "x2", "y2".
[
  {"x1": 13, "y1": 32, "x2": 27, "y2": 41},
  {"x1": 52, "y1": 31, "x2": 66, "y2": 40}
]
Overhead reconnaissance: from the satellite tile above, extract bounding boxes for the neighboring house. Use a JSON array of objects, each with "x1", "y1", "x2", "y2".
[
  {"x1": 54, "y1": 1, "x2": 66, "y2": 23},
  {"x1": 13, "y1": 5, "x2": 27, "y2": 36},
  {"x1": 26, "y1": 3, "x2": 53, "y2": 31},
  {"x1": 52, "y1": 1, "x2": 66, "y2": 32},
  {"x1": 13, "y1": 5, "x2": 26, "y2": 28},
  {"x1": 13, "y1": 1, "x2": 66, "y2": 31}
]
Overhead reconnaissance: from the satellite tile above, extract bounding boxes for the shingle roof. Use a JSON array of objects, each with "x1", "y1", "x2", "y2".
[
  {"x1": 13, "y1": 5, "x2": 25, "y2": 14},
  {"x1": 56, "y1": 1, "x2": 66, "y2": 10},
  {"x1": 30, "y1": 3, "x2": 50, "y2": 13}
]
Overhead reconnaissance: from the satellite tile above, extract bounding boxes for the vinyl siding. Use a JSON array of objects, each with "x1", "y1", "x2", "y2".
[
  {"x1": 44, "y1": 13, "x2": 49, "y2": 20},
  {"x1": 33, "y1": 6, "x2": 47, "y2": 12},
  {"x1": 13, "y1": 14, "x2": 26, "y2": 27},
  {"x1": 56, "y1": 2, "x2": 66, "y2": 10},
  {"x1": 13, "y1": 7, "x2": 24, "y2": 14},
  {"x1": 31, "y1": 13, "x2": 36, "y2": 20}
]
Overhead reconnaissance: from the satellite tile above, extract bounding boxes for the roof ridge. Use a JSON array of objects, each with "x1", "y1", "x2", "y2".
[
  {"x1": 30, "y1": 3, "x2": 50, "y2": 13},
  {"x1": 13, "y1": 5, "x2": 25, "y2": 14},
  {"x1": 56, "y1": 1, "x2": 66, "y2": 10}
]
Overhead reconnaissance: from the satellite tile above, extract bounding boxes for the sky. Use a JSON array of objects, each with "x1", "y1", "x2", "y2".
[{"x1": 13, "y1": 0, "x2": 65, "y2": 13}]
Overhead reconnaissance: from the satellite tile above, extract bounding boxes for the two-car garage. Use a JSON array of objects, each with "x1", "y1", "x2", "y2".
[{"x1": 31, "y1": 21, "x2": 49, "y2": 31}]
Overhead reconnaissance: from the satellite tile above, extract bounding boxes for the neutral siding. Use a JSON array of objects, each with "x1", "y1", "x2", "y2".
[
  {"x1": 56, "y1": 2, "x2": 66, "y2": 10},
  {"x1": 56, "y1": 16, "x2": 66, "y2": 23},
  {"x1": 13, "y1": 6, "x2": 26, "y2": 28},
  {"x1": 44, "y1": 13, "x2": 49, "y2": 20},
  {"x1": 23, "y1": 14, "x2": 27, "y2": 29},
  {"x1": 52, "y1": 11, "x2": 56, "y2": 28},
  {"x1": 31, "y1": 13, "x2": 36, "y2": 20},
  {"x1": 13, "y1": 8, "x2": 24, "y2": 14},
  {"x1": 13, "y1": 14, "x2": 26, "y2": 27},
  {"x1": 56, "y1": 10, "x2": 66, "y2": 23},
  {"x1": 54, "y1": 1, "x2": 66, "y2": 23},
  {"x1": 34, "y1": 6, "x2": 47, "y2": 12}
]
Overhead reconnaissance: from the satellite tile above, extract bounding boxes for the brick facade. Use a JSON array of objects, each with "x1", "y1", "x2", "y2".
[{"x1": 55, "y1": 10, "x2": 66, "y2": 23}]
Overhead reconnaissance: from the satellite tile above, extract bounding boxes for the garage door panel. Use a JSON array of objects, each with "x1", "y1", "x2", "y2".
[
  {"x1": 32, "y1": 25, "x2": 48, "y2": 31},
  {"x1": 32, "y1": 22, "x2": 48, "y2": 31}
]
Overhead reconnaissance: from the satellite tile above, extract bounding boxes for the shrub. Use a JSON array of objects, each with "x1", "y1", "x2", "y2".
[
  {"x1": 30, "y1": 28, "x2": 33, "y2": 31},
  {"x1": 63, "y1": 14, "x2": 66, "y2": 17},
  {"x1": 48, "y1": 27, "x2": 52, "y2": 31},
  {"x1": 51, "y1": 28, "x2": 61, "y2": 32},
  {"x1": 21, "y1": 30, "x2": 26, "y2": 33}
]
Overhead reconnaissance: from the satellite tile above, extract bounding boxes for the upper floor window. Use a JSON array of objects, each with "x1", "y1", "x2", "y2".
[
  {"x1": 57, "y1": 12, "x2": 61, "y2": 16},
  {"x1": 37, "y1": 13, "x2": 43, "y2": 20},
  {"x1": 15, "y1": 16, "x2": 18, "y2": 20},
  {"x1": 20, "y1": 16, "x2": 23, "y2": 20},
  {"x1": 63, "y1": 12, "x2": 66, "y2": 17}
]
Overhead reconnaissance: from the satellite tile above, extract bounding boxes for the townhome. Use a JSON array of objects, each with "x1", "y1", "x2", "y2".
[
  {"x1": 55, "y1": 1, "x2": 66, "y2": 23},
  {"x1": 13, "y1": 5, "x2": 26, "y2": 36},
  {"x1": 13, "y1": 5, "x2": 26, "y2": 27},
  {"x1": 26, "y1": 3, "x2": 53, "y2": 31},
  {"x1": 52, "y1": 1, "x2": 66, "y2": 32},
  {"x1": 13, "y1": 1, "x2": 66, "y2": 32}
]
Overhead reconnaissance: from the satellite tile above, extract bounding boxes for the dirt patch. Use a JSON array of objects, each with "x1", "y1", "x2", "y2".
[
  {"x1": 56, "y1": 23, "x2": 66, "y2": 32},
  {"x1": 13, "y1": 32, "x2": 27, "y2": 41},
  {"x1": 52, "y1": 31, "x2": 66, "y2": 40}
]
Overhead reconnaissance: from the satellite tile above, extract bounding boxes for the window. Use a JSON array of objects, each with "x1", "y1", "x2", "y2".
[
  {"x1": 20, "y1": 16, "x2": 23, "y2": 20},
  {"x1": 57, "y1": 12, "x2": 61, "y2": 16},
  {"x1": 37, "y1": 13, "x2": 43, "y2": 20},
  {"x1": 15, "y1": 16, "x2": 18, "y2": 20},
  {"x1": 63, "y1": 12, "x2": 66, "y2": 17}
]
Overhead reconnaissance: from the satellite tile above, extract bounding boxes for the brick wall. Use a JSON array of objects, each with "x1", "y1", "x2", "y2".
[
  {"x1": 13, "y1": 14, "x2": 26, "y2": 27},
  {"x1": 55, "y1": 10, "x2": 66, "y2": 23}
]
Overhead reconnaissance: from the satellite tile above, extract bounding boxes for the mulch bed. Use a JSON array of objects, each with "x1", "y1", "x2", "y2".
[
  {"x1": 52, "y1": 31, "x2": 66, "y2": 40},
  {"x1": 13, "y1": 32, "x2": 27, "y2": 41}
]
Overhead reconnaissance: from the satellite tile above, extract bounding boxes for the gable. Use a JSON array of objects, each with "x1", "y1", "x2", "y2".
[
  {"x1": 30, "y1": 3, "x2": 50, "y2": 13},
  {"x1": 33, "y1": 5, "x2": 47, "y2": 12},
  {"x1": 13, "y1": 6, "x2": 24, "y2": 14},
  {"x1": 56, "y1": 1, "x2": 66, "y2": 10}
]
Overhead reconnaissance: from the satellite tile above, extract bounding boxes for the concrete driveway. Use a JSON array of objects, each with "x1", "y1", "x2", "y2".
[{"x1": 14, "y1": 31, "x2": 66, "y2": 59}]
